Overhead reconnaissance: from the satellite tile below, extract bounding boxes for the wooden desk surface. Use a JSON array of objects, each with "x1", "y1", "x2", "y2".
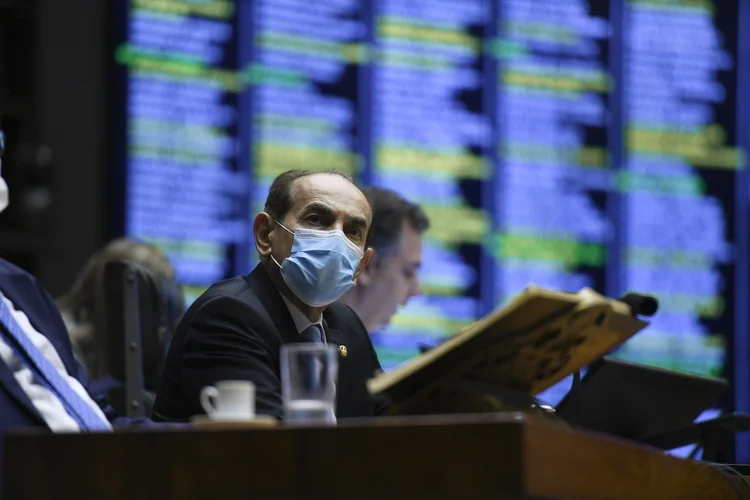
[{"x1": 5, "y1": 413, "x2": 748, "y2": 500}]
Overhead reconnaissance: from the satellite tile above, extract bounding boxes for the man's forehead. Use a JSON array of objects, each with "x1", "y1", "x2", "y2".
[{"x1": 291, "y1": 174, "x2": 371, "y2": 220}]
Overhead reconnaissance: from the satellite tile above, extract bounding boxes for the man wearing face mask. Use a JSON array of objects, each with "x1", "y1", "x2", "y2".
[{"x1": 153, "y1": 169, "x2": 386, "y2": 422}]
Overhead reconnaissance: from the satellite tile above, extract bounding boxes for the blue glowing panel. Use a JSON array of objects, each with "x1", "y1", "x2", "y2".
[
  {"x1": 369, "y1": 0, "x2": 491, "y2": 368},
  {"x1": 246, "y1": 0, "x2": 367, "y2": 269},
  {"x1": 116, "y1": 1, "x2": 246, "y2": 300},
  {"x1": 492, "y1": 0, "x2": 613, "y2": 305},
  {"x1": 617, "y1": 0, "x2": 741, "y2": 379}
]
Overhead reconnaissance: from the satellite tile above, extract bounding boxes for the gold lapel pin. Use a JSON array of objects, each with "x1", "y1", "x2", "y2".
[{"x1": 338, "y1": 345, "x2": 348, "y2": 357}]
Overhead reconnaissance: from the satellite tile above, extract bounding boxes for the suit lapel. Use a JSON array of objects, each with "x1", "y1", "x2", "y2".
[
  {"x1": 248, "y1": 265, "x2": 351, "y2": 376},
  {"x1": 247, "y1": 265, "x2": 301, "y2": 347},
  {"x1": 322, "y1": 322, "x2": 351, "y2": 377}
]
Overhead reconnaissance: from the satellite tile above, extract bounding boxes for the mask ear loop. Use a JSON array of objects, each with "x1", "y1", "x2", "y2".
[
  {"x1": 341, "y1": 235, "x2": 365, "y2": 261},
  {"x1": 270, "y1": 255, "x2": 283, "y2": 269},
  {"x1": 270, "y1": 219, "x2": 294, "y2": 270},
  {"x1": 275, "y1": 219, "x2": 295, "y2": 235}
]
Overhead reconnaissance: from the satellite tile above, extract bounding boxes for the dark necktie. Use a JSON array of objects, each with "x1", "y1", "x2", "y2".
[
  {"x1": 298, "y1": 323, "x2": 326, "y2": 391},
  {"x1": 300, "y1": 323, "x2": 324, "y2": 344},
  {"x1": 0, "y1": 298, "x2": 110, "y2": 431}
]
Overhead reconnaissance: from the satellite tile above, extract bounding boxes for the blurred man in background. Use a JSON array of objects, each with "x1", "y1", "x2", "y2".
[
  {"x1": 58, "y1": 238, "x2": 178, "y2": 378},
  {"x1": 57, "y1": 237, "x2": 184, "y2": 416},
  {"x1": 340, "y1": 187, "x2": 429, "y2": 333}
]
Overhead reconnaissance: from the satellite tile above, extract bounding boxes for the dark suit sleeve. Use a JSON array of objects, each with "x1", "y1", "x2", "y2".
[
  {"x1": 180, "y1": 295, "x2": 283, "y2": 419},
  {"x1": 345, "y1": 304, "x2": 389, "y2": 416},
  {"x1": 31, "y1": 275, "x2": 186, "y2": 428}
]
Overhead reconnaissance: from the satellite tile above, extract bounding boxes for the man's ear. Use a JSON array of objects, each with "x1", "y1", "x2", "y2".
[
  {"x1": 254, "y1": 212, "x2": 274, "y2": 257},
  {"x1": 353, "y1": 247, "x2": 374, "y2": 285}
]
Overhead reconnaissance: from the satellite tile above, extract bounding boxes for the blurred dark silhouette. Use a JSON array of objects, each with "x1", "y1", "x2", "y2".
[{"x1": 56, "y1": 238, "x2": 183, "y2": 395}]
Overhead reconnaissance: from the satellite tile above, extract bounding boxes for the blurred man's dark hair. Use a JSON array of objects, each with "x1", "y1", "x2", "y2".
[{"x1": 363, "y1": 187, "x2": 429, "y2": 261}]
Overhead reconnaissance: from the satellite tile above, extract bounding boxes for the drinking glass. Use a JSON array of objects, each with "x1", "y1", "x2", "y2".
[{"x1": 280, "y1": 344, "x2": 338, "y2": 425}]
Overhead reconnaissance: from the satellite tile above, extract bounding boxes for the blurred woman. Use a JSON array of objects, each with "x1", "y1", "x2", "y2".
[{"x1": 56, "y1": 238, "x2": 183, "y2": 412}]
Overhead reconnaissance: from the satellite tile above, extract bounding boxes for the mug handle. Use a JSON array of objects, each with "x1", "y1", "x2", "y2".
[{"x1": 200, "y1": 386, "x2": 220, "y2": 416}]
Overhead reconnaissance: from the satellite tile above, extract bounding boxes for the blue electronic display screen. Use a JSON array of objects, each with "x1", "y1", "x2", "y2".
[
  {"x1": 112, "y1": 0, "x2": 750, "y2": 459},
  {"x1": 113, "y1": 0, "x2": 247, "y2": 302}
]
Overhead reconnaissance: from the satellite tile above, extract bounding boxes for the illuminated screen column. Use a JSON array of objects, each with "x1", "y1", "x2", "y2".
[
  {"x1": 492, "y1": 0, "x2": 613, "y2": 304},
  {"x1": 247, "y1": 0, "x2": 367, "y2": 267},
  {"x1": 116, "y1": 0, "x2": 245, "y2": 301},
  {"x1": 618, "y1": 0, "x2": 742, "y2": 381},
  {"x1": 370, "y1": 0, "x2": 491, "y2": 368}
]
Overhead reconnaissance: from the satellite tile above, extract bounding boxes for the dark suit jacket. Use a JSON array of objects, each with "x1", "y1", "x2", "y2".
[
  {"x1": 0, "y1": 259, "x2": 94, "y2": 431},
  {"x1": 0, "y1": 257, "x2": 177, "y2": 428},
  {"x1": 153, "y1": 264, "x2": 385, "y2": 421},
  {"x1": 0, "y1": 260, "x2": 118, "y2": 495},
  {"x1": 0, "y1": 259, "x2": 181, "y2": 498}
]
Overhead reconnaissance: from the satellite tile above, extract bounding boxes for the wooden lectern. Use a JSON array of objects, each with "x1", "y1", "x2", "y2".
[{"x1": 4, "y1": 414, "x2": 748, "y2": 499}]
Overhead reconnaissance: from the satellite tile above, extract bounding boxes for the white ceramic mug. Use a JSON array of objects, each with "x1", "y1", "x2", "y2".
[{"x1": 200, "y1": 380, "x2": 255, "y2": 421}]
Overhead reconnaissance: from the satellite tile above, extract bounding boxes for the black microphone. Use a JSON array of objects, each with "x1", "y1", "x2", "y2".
[{"x1": 618, "y1": 292, "x2": 658, "y2": 317}]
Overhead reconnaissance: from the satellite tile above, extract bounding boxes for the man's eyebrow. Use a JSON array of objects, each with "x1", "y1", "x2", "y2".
[
  {"x1": 302, "y1": 202, "x2": 336, "y2": 216},
  {"x1": 349, "y1": 215, "x2": 368, "y2": 229},
  {"x1": 302, "y1": 202, "x2": 368, "y2": 229}
]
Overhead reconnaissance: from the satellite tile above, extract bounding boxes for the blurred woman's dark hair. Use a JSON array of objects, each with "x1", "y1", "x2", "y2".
[{"x1": 56, "y1": 238, "x2": 178, "y2": 381}]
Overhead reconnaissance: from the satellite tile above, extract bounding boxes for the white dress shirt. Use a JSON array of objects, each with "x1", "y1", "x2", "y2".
[
  {"x1": 280, "y1": 294, "x2": 326, "y2": 343},
  {"x1": 0, "y1": 293, "x2": 111, "y2": 432}
]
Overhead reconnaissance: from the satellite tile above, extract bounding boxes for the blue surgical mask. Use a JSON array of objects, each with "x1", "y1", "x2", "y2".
[{"x1": 271, "y1": 221, "x2": 364, "y2": 307}]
